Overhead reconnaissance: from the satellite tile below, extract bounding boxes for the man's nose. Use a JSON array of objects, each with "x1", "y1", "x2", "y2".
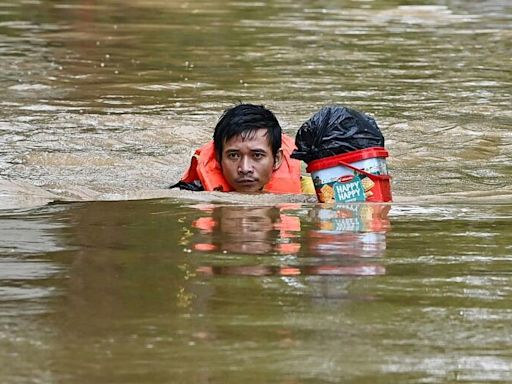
[{"x1": 238, "y1": 157, "x2": 253, "y2": 174}]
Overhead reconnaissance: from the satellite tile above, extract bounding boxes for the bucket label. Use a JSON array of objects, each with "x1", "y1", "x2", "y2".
[{"x1": 333, "y1": 175, "x2": 366, "y2": 203}]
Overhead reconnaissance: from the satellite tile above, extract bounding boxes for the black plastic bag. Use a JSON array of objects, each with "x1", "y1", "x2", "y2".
[{"x1": 291, "y1": 105, "x2": 384, "y2": 163}]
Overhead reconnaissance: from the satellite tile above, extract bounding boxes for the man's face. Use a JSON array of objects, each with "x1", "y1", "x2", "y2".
[{"x1": 220, "y1": 129, "x2": 282, "y2": 193}]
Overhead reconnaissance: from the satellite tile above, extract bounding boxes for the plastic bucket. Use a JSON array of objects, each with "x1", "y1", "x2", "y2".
[{"x1": 306, "y1": 147, "x2": 392, "y2": 203}]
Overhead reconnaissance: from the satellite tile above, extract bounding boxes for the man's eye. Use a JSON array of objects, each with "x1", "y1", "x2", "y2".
[
  {"x1": 227, "y1": 153, "x2": 239, "y2": 159},
  {"x1": 253, "y1": 153, "x2": 265, "y2": 160}
]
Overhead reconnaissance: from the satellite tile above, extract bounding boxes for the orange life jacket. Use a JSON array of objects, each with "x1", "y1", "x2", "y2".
[{"x1": 180, "y1": 134, "x2": 302, "y2": 194}]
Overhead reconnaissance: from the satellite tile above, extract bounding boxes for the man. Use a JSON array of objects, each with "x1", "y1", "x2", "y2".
[{"x1": 173, "y1": 104, "x2": 302, "y2": 194}]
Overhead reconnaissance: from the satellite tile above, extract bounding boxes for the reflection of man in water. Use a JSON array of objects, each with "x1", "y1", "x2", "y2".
[
  {"x1": 215, "y1": 206, "x2": 277, "y2": 254},
  {"x1": 193, "y1": 205, "x2": 300, "y2": 255},
  {"x1": 172, "y1": 104, "x2": 302, "y2": 193}
]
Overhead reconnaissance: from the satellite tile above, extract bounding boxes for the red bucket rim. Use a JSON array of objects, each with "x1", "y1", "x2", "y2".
[{"x1": 306, "y1": 147, "x2": 389, "y2": 173}]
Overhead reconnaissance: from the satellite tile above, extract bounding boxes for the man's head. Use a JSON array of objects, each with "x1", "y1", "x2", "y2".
[{"x1": 213, "y1": 104, "x2": 283, "y2": 192}]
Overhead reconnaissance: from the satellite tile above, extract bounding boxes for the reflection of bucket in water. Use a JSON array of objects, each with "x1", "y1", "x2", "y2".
[
  {"x1": 306, "y1": 147, "x2": 392, "y2": 203},
  {"x1": 314, "y1": 204, "x2": 391, "y2": 233},
  {"x1": 310, "y1": 204, "x2": 391, "y2": 257}
]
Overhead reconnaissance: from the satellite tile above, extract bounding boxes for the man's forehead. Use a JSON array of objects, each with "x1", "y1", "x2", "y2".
[
  {"x1": 223, "y1": 129, "x2": 271, "y2": 148},
  {"x1": 239, "y1": 128, "x2": 268, "y2": 140}
]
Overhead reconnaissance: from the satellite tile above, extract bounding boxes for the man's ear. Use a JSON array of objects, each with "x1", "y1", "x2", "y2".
[
  {"x1": 273, "y1": 149, "x2": 284, "y2": 170},
  {"x1": 215, "y1": 151, "x2": 222, "y2": 168}
]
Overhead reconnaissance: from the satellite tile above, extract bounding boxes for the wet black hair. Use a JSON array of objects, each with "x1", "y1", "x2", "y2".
[{"x1": 213, "y1": 104, "x2": 282, "y2": 160}]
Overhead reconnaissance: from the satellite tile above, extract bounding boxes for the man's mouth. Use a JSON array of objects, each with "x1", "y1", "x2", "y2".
[{"x1": 236, "y1": 178, "x2": 257, "y2": 184}]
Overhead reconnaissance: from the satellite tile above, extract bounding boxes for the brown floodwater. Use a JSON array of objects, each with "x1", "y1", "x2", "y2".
[
  {"x1": 0, "y1": 0, "x2": 511, "y2": 382},
  {"x1": 1, "y1": 200, "x2": 512, "y2": 383}
]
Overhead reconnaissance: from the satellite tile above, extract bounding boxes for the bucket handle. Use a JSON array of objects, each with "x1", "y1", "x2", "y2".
[{"x1": 337, "y1": 160, "x2": 389, "y2": 181}]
